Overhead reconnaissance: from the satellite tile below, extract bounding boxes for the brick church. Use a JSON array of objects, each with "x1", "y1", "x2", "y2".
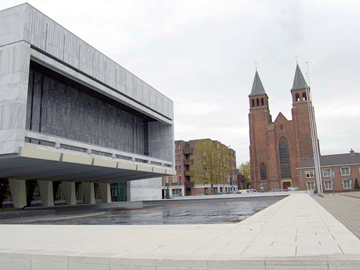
[{"x1": 248, "y1": 64, "x2": 315, "y2": 191}]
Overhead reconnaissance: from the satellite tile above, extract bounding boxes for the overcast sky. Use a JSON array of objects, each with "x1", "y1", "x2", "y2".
[{"x1": 2, "y1": 0, "x2": 360, "y2": 165}]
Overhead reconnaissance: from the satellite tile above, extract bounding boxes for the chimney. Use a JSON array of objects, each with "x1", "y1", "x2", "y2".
[{"x1": 350, "y1": 149, "x2": 355, "y2": 156}]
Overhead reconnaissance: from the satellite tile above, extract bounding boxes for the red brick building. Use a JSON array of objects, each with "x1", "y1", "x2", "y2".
[
  {"x1": 298, "y1": 150, "x2": 360, "y2": 192},
  {"x1": 163, "y1": 139, "x2": 237, "y2": 197},
  {"x1": 249, "y1": 65, "x2": 316, "y2": 191}
]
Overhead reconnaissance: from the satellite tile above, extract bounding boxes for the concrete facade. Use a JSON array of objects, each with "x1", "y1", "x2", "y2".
[
  {"x1": 248, "y1": 65, "x2": 316, "y2": 191},
  {"x1": 0, "y1": 4, "x2": 175, "y2": 206}
]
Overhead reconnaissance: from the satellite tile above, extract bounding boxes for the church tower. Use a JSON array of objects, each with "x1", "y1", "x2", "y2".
[
  {"x1": 248, "y1": 71, "x2": 272, "y2": 190},
  {"x1": 248, "y1": 64, "x2": 317, "y2": 191},
  {"x1": 291, "y1": 64, "x2": 314, "y2": 165}
]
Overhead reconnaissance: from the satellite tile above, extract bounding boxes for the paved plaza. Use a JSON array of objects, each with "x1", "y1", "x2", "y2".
[
  {"x1": 314, "y1": 192, "x2": 360, "y2": 239},
  {"x1": 1, "y1": 193, "x2": 360, "y2": 269}
]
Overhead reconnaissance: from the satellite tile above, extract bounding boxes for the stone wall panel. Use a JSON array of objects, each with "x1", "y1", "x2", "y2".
[{"x1": 26, "y1": 62, "x2": 147, "y2": 155}]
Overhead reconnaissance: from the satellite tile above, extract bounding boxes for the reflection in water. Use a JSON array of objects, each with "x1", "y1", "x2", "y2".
[{"x1": 1, "y1": 196, "x2": 286, "y2": 225}]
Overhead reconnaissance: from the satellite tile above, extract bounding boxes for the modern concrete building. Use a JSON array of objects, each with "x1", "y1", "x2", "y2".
[{"x1": 0, "y1": 4, "x2": 175, "y2": 207}]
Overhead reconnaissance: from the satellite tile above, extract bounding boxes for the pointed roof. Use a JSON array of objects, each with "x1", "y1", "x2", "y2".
[
  {"x1": 249, "y1": 71, "x2": 267, "y2": 97},
  {"x1": 291, "y1": 64, "x2": 309, "y2": 90},
  {"x1": 274, "y1": 112, "x2": 289, "y2": 122}
]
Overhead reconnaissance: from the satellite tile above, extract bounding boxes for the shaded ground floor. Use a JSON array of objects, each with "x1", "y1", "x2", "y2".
[{"x1": 0, "y1": 178, "x2": 162, "y2": 208}]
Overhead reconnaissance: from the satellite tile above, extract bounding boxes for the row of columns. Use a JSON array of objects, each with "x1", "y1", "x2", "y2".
[{"x1": 8, "y1": 179, "x2": 111, "y2": 208}]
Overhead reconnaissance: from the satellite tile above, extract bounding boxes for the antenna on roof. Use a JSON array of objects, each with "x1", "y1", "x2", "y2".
[
  {"x1": 254, "y1": 61, "x2": 258, "y2": 71},
  {"x1": 306, "y1": 61, "x2": 311, "y2": 87},
  {"x1": 295, "y1": 55, "x2": 299, "y2": 64}
]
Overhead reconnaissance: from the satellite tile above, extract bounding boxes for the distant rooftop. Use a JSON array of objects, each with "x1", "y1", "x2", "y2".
[{"x1": 298, "y1": 150, "x2": 360, "y2": 168}]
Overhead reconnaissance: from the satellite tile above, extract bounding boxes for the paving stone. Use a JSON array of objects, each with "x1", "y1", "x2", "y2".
[{"x1": 1, "y1": 194, "x2": 360, "y2": 269}]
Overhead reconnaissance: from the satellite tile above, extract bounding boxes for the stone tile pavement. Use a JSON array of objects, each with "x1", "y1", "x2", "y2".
[
  {"x1": 1, "y1": 193, "x2": 360, "y2": 269},
  {"x1": 314, "y1": 192, "x2": 360, "y2": 238}
]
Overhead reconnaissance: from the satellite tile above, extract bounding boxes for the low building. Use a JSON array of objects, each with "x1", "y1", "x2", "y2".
[
  {"x1": 297, "y1": 149, "x2": 360, "y2": 192},
  {"x1": 163, "y1": 139, "x2": 237, "y2": 197},
  {"x1": 162, "y1": 175, "x2": 185, "y2": 199}
]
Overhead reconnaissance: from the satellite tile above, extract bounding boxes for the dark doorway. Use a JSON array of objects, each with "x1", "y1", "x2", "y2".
[{"x1": 282, "y1": 181, "x2": 291, "y2": 190}]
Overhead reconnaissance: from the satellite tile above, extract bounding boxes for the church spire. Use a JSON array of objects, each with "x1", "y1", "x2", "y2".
[
  {"x1": 291, "y1": 64, "x2": 309, "y2": 90},
  {"x1": 249, "y1": 71, "x2": 267, "y2": 97}
]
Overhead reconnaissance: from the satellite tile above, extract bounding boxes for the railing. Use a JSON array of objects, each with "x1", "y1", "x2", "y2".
[{"x1": 24, "y1": 130, "x2": 173, "y2": 168}]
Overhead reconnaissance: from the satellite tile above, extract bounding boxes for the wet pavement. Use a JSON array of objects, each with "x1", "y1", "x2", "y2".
[{"x1": 0, "y1": 195, "x2": 287, "y2": 225}]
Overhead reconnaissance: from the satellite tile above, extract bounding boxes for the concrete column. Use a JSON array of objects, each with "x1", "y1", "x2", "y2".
[
  {"x1": 83, "y1": 182, "x2": 95, "y2": 204},
  {"x1": 62, "y1": 181, "x2": 77, "y2": 205},
  {"x1": 100, "y1": 183, "x2": 111, "y2": 203},
  {"x1": 127, "y1": 182, "x2": 131, "y2": 202},
  {"x1": 38, "y1": 180, "x2": 54, "y2": 207},
  {"x1": 9, "y1": 179, "x2": 26, "y2": 208}
]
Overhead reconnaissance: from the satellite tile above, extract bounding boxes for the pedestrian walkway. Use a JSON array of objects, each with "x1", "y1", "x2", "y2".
[
  {"x1": 1, "y1": 193, "x2": 360, "y2": 269},
  {"x1": 314, "y1": 192, "x2": 360, "y2": 238}
]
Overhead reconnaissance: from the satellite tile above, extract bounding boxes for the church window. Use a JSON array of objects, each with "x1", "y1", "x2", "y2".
[
  {"x1": 280, "y1": 125, "x2": 283, "y2": 130},
  {"x1": 260, "y1": 163, "x2": 267, "y2": 180},
  {"x1": 302, "y1": 92, "x2": 307, "y2": 101},
  {"x1": 261, "y1": 98, "x2": 264, "y2": 106},
  {"x1": 295, "y1": 93, "x2": 300, "y2": 102},
  {"x1": 252, "y1": 99, "x2": 255, "y2": 107},
  {"x1": 279, "y1": 137, "x2": 291, "y2": 179},
  {"x1": 256, "y1": 98, "x2": 259, "y2": 106}
]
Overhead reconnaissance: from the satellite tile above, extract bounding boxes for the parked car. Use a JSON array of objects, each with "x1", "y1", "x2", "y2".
[
  {"x1": 269, "y1": 188, "x2": 280, "y2": 192},
  {"x1": 287, "y1": 187, "x2": 299, "y2": 192},
  {"x1": 236, "y1": 189, "x2": 257, "y2": 194}
]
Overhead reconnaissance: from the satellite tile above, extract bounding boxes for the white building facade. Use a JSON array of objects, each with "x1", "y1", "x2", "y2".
[{"x1": 0, "y1": 4, "x2": 175, "y2": 207}]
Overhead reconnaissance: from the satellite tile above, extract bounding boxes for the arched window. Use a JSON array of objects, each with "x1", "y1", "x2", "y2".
[
  {"x1": 279, "y1": 137, "x2": 291, "y2": 179},
  {"x1": 302, "y1": 92, "x2": 307, "y2": 101},
  {"x1": 261, "y1": 98, "x2": 264, "y2": 106},
  {"x1": 251, "y1": 99, "x2": 255, "y2": 107},
  {"x1": 256, "y1": 98, "x2": 259, "y2": 106},
  {"x1": 295, "y1": 93, "x2": 300, "y2": 102},
  {"x1": 260, "y1": 163, "x2": 267, "y2": 180}
]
